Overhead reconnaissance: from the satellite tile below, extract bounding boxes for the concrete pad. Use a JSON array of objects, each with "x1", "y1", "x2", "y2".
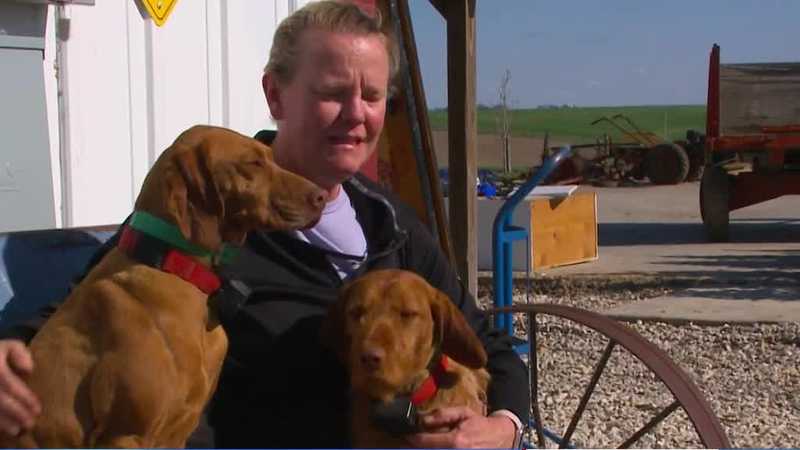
[
  {"x1": 531, "y1": 183, "x2": 800, "y2": 324},
  {"x1": 605, "y1": 287, "x2": 800, "y2": 325}
]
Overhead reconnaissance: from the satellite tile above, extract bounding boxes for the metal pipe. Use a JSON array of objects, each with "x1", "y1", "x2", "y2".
[{"x1": 54, "y1": 5, "x2": 72, "y2": 228}]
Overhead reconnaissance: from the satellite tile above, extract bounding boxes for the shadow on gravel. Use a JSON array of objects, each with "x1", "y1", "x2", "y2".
[{"x1": 600, "y1": 219, "x2": 800, "y2": 246}]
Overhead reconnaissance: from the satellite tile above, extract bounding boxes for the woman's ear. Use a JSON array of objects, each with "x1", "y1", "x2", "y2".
[{"x1": 263, "y1": 73, "x2": 284, "y2": 120}]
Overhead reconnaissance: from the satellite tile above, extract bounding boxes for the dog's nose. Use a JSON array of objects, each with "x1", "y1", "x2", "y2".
[
  {"x1": 360, "y1": 347, "x2": 384, "y2": 371},
  {"x1": 309, "y1": 190, "x2": 327, "y2": 209}
]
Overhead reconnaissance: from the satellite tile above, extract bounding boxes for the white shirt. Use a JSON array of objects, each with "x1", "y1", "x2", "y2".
[{"x1": 294, "y1": 188, "x2": 367, "y2": 279}]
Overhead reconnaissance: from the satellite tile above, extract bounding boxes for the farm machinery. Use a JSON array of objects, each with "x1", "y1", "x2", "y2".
[
  {"x1": 700, "y1": 44, "x2": 800, "y2": 241},
  {"x1": 545, "y1": 114, "x2": 704, "y2": 186}
]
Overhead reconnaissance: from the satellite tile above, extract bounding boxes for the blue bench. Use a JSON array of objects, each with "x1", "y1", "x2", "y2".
[{"x1": 0, "y1": 226, "x2": 116, "y2": 331}]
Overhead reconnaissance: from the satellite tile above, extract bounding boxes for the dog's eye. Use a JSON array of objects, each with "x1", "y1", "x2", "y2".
[
  {"x1": 248, "y1": 159, "x2": 265, "y2": 168},
  {"x1": 348, "y1": 307, "x2": 365, "y2": 321},
  {"x1": 399, "y1": 310, "x2": 418, "y2": 320}
]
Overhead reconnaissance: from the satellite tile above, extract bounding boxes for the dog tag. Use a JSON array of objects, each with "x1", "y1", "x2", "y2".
[{"x1": 369, "y1": 396, "x2": 419, "y2": 436}]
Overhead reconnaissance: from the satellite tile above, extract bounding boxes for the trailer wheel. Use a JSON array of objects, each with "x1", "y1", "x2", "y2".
[
  {"x1": 700, "y1": 165, "x2": 730, "y2": 242},
  {"x1": 645, "y1": 143, "x2": 690, "y2": 184}
]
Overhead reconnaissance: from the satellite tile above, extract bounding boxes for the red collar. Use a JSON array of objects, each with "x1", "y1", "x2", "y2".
[
  {"x1": 118, "y1": 226, "x2": 222, "y2": 294},
  {"x1": 410, "y1": 354, "x2": 449, "y2": 405}
]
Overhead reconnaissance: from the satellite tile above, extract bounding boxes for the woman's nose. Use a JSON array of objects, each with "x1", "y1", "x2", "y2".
[{"x1": 341, "y1": 96, "x2": 366, "y2": 124}]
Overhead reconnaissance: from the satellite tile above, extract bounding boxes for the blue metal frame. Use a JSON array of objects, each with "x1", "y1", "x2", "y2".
[
  {"x1": 491, "y1": 146, "x2": 572, "y2": 333},
  {"x1": 490, "y1": 146, "x2": 575, "y2": 449}
]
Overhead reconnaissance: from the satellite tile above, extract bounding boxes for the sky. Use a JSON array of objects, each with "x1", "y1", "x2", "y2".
[{"x1": 408, "y1": 0, "x2": 800, "y2": 108}]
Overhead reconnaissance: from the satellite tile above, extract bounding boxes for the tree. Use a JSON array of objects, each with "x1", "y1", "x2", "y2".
[{"x1": 496, "y1": 69, "x2": 512, "y2": 173}]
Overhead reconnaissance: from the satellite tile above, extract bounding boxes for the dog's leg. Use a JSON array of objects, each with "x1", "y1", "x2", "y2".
[
  {"x1": 156, "y1": 327, "x2": 228, "y2": 448},
  {"x1": 86, "y1": 344, "x2": 178, "y2": 447}
]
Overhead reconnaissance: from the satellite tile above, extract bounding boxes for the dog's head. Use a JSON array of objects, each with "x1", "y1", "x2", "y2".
[
  {"x1": 135, "y1": 125, "x2": 326, "y2": 251},
  {"x1": 323, "y1": 269, "x2": 487, "y2": 401}
]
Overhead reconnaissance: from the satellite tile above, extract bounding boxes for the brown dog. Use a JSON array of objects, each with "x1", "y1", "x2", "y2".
[
  {"x1": 323, "y1": 269, "x2": 490, "y2": 448},
  {"x1": 7, "y1": 125, "x2": 326, "y2": 448}
]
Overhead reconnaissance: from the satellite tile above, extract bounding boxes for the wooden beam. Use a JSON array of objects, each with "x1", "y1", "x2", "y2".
[
  {"x1": 395, "y1": 0, "x2": 455, "y2": 264},
  {"x1": 446, "y1": 0, "x2": 477, "y2": 296},
  {"x1": 428, "y1": 0, "x2": 446, "y2": 17}
]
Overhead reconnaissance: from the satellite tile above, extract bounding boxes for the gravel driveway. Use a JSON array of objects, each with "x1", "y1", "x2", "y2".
[{"x1": 476, "y1": 276, "x2": 800, "y2": 448}]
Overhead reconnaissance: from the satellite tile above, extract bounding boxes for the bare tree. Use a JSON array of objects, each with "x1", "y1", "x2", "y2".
[{"x1": 497, "y1": 69, "x2": 512, "y2": 173}]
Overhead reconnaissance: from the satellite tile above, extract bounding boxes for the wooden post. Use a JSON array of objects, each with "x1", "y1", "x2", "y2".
[{"x1": 445, "y1": 0, "x2": 477, "y2": 296}]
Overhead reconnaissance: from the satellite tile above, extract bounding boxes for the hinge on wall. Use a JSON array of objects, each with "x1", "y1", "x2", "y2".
[{"x1": 56, "y1": 16, "x2": 70, "y2": 41}]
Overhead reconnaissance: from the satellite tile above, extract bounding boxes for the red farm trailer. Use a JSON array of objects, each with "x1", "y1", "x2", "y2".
[{"x1": 700, "y1": 44, "x2": 800, "y2": 241}]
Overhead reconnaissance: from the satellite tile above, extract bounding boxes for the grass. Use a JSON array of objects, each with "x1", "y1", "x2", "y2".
[{"x1": 428, "y1": 104, "x2": 706, "y2": 143}]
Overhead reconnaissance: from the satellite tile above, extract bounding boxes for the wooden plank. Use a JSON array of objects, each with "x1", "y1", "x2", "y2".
[
  {"x1": 394, "y1": 0, "x2": 454, "y2": 263},
  {"x1": 371, "y1": 0, "x2": 453, "y2": 261},
  {"x1": 446, "y1": 0, "x2": 477, "y2": 296},
  {"x1": 720, "y1": 62, "x2": 800, "y2": 135},
  {"x1": 530, "y1": 192, "x2": 598, "y2": 271}
]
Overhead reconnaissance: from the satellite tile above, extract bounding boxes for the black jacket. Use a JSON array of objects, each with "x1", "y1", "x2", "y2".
[
  {"x1": 4, "y1": 136, "x2": 530, "y2": 448},
  {"x1": 207, "y1": 172, "x2": 530, "y2": 448}
]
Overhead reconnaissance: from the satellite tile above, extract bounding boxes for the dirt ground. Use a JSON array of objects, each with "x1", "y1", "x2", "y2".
[{"x1": 432, "y1": 130, "x2": 568, "y2": 169}]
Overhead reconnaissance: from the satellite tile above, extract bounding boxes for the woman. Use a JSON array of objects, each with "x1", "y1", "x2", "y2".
[{"x1": 0, "y1": 1, "x2": 528, "y2": 447}]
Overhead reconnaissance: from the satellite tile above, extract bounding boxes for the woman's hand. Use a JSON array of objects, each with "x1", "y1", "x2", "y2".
[
  {"x1": 0, "y1": 340, "x2": 40, "y2": 436},
  {"x1": 406, "y1": 406, "x2": 517, "y2": 448}
]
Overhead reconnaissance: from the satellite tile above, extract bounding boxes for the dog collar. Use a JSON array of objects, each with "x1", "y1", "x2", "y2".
[
  {"x1": 118, "y1": 225, "x2": 222, "y2": 294},
  {"x1": 128, "y1": 211, "x2": 238, "y2": 266},
  {"x1": 368, "y1": 354, "x2": 449, "y2": 436},
  {"x1": 410, "y1": 354, "x2": 449, "y2": 405}
]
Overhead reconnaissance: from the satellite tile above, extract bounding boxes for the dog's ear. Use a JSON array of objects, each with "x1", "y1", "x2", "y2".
[
  {"x1": 320, "y1": 282, "x2": 352, "y2": 364},
  {"x1": 170, "y1": 144, "x2": 226, "y2": 250},
  {"x1": 430, "y1": 289, "x2": 488, "y2": 369}
]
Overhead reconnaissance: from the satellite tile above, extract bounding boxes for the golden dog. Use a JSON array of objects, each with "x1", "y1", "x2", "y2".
[
  {"x1": 7, "y1": 125, "x2": 325, "y2": 448},
  {"x1": 323, "y1": 269, "x2": 490, "y2": 448}
]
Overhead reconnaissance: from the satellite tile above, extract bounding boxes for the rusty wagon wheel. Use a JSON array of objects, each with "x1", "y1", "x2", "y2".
[{"x1": 489, "y1": 304, "x2": 730, "y2": 449}]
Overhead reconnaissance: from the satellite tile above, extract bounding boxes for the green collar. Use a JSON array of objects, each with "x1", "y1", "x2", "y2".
[{"x1": 128, "y1": 211, "x2": 238, "y2": 266}]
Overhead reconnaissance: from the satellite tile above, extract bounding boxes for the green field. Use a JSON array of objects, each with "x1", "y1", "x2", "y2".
[{"x1": 428, "y1": 104, "x2": 706, "y2": 143}]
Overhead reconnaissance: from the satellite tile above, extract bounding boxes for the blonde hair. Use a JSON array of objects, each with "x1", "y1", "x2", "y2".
[{"x1": 265, "y1": 0, "x2": 400, "y2": 88}]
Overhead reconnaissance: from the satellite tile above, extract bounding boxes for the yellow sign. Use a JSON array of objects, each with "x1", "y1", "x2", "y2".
[{"x1": 139, "y1": 0, "x2": 179, "y2": 27}]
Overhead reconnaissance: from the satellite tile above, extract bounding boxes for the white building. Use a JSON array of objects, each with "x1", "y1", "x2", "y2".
[{"x1": 1, "y1": 0, "x2": 313, "y2": 232}]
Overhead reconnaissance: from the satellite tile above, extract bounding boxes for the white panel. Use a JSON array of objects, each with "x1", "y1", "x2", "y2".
[
  {"x1": 125, "y1": 1, "x2": 151, "y2": 202},
  {"x1": 43, "y1": 6, "x2": 61, "y2": 227},
  {"x1": 50, "y1": 0, "x2": 300, "y2": 228},
  {"x1": 275, "y1": 0, "x2": 292, "y2": 19},
  {"x1": 149, "y1": 1, "x2": 210, "y2": 158},
  {"x1": 63, "y1": 1, "x2": 134, "y2": 227},
  {"x1": 205, "y1": 0, "x2": 225, "y2": 127},
  {"x1": 224, "y1": 0, "x2": 278, "y2": 136}
]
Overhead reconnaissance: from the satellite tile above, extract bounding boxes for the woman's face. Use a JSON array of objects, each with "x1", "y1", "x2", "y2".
[{"x1": 265, "y1": 28, "x2": 390, "y2": 193}]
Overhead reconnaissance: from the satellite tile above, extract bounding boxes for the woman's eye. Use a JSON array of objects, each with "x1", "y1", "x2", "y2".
[
  {"x1": 316, "y1": 88, "x2": 343, "y2": 100},
  {"x1": 364, "y1": 92, "x2": 385, "y2": 103}
]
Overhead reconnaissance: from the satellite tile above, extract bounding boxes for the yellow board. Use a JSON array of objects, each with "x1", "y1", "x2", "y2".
[
  {"x1": 530, "y1": 191, "x2": 599, "y2": 271},
  {"x1": 139, "y1": 0, "x2": 179, "y2": 27}
]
